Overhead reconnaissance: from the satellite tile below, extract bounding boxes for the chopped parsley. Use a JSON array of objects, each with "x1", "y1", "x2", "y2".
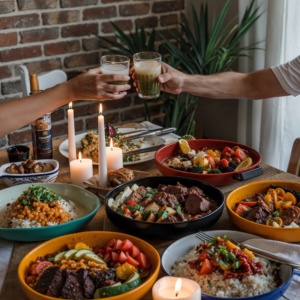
[
  {"x1": 47, "y1": 257, "x2": 54, "y2": 262},
  {"x1": 141, "y1": 189, "x2": 157, "y2": 199},
  {"x1": 207, "y1": 280, "x2": 211, "y2": 288},
  {"x1": 157, "y1": 210, "x2": 169, "y2": 220},
  {"x1": 217, "y1": 286, "x2": 223, "y2": 289},
  {"x1": 183, "y1": 260, "x2": 187, "y2": 263},
  {"x1": 141, "y1": 210, "x2": 154, "y2": 220},
  {"x1": 223, "y1": 235, "x2": 228, "y2": 242},
  {"x1": 207, "y1": 249, "x2": 215, "y2": 256},
  {"x1": 282, "y1": 201, "x2": 287, "y2": 205},
  {"x1": 272, "y1": 211, "x2": 279, "y2": 217},
  {"x1": 176, "y1": 204, "x2": 182, "y2": 214},
  {"x1": 126, "y1": 205, "x2": 144, "y2": 212},
  {"x1": 205, "y1": 164, "x2": 211, "y2": 169},
  {"x1": 120, "y1": 210, "x2": 125, "y2": 215}
]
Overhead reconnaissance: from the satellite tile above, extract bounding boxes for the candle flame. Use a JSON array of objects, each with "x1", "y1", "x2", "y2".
[
  {"x1": 110, "y1": 138, "x2": 113, "y2": 150},
  {"x1": 69, "y1": 102, "x2": 73, "y2": 109},
  {"x1": 175, "y1": 279, "x2": 182, "y2": 297},
  {"x1": 79, "y1": 151, "x2": 82, "y2": 162},
  {"x1": 99, "y1": 103, "x2": 103, "y2": 115}
]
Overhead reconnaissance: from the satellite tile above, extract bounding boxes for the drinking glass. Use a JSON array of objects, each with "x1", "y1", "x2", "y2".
[
  {"x1": 133, "y1": 52, "x2": 162, "y2": 99},
  {"x1": 101, "y1": 55, "x2": 130, "y2": 85}
]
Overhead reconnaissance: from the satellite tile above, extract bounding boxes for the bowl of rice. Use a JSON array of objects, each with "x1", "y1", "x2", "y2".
[
  {"x1": 161, "y1": 230, "x2": 297, "y2": 300},
  {"x1": 0, "y1": 183, "x2": 100, "y2": 242}
]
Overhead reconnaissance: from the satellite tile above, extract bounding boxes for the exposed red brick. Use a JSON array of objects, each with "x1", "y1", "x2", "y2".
[
  {"x1": 0, "y1": 95, "x2": 20, "y2": 104},
  {"x1": 83, "y1": 6, "x2": 117, "y2": 20},
  {"x1": 1, "y1": 80, "x2": 21, "y2": 95},
  {"x1": 0, "y1": 46, "x2": 41, "y2": 62},
  {"x1": 0, "y1": 66, "x2": 12, "y2": 79},
  {"x1": 136, "y1": 16, "x2": 158, "y2": 28},
  {"x1": 0, "y1": 1, "x2": 15, "y2": 14},
  {"x1": 119, "y1": 4, "x2": 149, "y2": 16},
  {"x1": 20, "y1": 27, "x2": 59, "y2": 43},
  {"x1": 160, "y1": 13, "x2": 178, "y2": 25},
  {"x1": 52, "y1": 109, "x2": 65, "y2": 122},
  {"x1": 8, "y1": 129, "x2": 32, "y2": 145},
  {"x1": 102, "y1": 0, "x2": 126, "y2": 3},
  {"x1": 134, "y1": 95, "x2": 155, "y2": 105},
  {"x1": 152, "y1": 0, "x2": 184, "y2": 13},
  {"x1": 61, "y1": 0, "x2": 97, "y2": 8},
  {"x1": 52, "y1": 120, "x2": 83, "y2": 137},
  {"x1": 83, "y1": 36, "x2": 117, "y2": 51},
  {"x1": 0, "y1": 14, "x2": 40, "y2": 30},
  {"x1": 66, "y1": 71, "x2": 83, "y2": 80},
  {"x1": 86, "y1": 112, "x2": 119, "y2": 129},
  {"x1": 64, "y1": 52, "x2": 99, "y2": 68},
  {"x1": 121, "y1": 107, "x2": 144, "y2": 122},
  {"x1": 61, "y1": 23, "x2": 98, "y2": 37},
  {"x1": 14, "y1": 58, "x2": 62, "y2": 75},
  {"x1": 17, "y1": 0, "x2": 58, "y2": 10},
  {"x1": 42, "y1": 10, "x2": 80, "y2": 25},
  {"x1": 45, "y1": 40, "x2": 80, "y2": 56},
  {"x1": 101, "y1": 20, "x2": 133, "y2": 33},
  {"x1": 0, "y1": 32, "x2": 17, "y2": 47}
]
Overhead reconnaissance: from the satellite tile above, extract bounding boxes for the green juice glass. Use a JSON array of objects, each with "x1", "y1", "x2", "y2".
[
  {"x1": 101, "y1": 55, "x2": 130, "y2": 85},
  {"x1": 133, "y1": 52, "x2": 162, "y2": 99}
]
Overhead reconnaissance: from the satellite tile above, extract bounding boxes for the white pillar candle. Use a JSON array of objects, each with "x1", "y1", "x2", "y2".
[
  {"x1": 106, "y1": 138, "x2": 123, "y2": 171},
  {"x1": 98, "y1": 104, "x2": 108, "y2": 187},
  {"x1": 70, "y1": 152, "x2": 93, "y2": 188},
  {"x1": 68, "y1": 102, "x2": 77, "y2": 163},
  {"x1": 152, "y1": 277, "x2": 201, "y2": 300}
]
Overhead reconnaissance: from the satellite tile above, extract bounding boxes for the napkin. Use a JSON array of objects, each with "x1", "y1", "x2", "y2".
[{"x1": 244, "y1": 238, "x2": 300, "y2": 299}]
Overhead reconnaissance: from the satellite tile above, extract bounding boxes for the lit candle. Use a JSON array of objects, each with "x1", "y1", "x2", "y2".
[
  {"x1": 98, "y1": 104, "x2": 108, "y2": 187},
  {"x1": 70, "y1": 152, "x2": 93, "y2": 188},
  {"x1": 106, "y1": 138, "x2": 123, "y2": 171},
  {"x1": 152, "y1": 277, "x2": 201, "y2": 300},
  {"x1": 68, "y1": 102, "x2": 76, "y2": 163}
]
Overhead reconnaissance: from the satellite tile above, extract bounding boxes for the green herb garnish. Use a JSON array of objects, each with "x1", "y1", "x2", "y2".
[
  {"x1": 120, "y1": 210, "x2": 125, "y2": 215},
  {"x1": 206, "y1": 164, "x2": 211, "y2": 169},
  {"x1": 282, "y1": 202, "x2": 287, "y2": 205},
  {"x1": 223, "y1": 235, "x2": 228, "y2": 241},
  {"x1": 207, "y1": 280, "x2": 211, "y2": 288},
  {"x1": 207, "y1": 249, "x2": 215, "y2": 256},
  {"x1": 176, "y1": 204, "x2": 182, "y2": 214},
  {"x1": 272, "y1": 211, "x2": 279, "y2": 217},
  {"x1": 47, "y1": 257, "x2": 54, "y2": 262},
  {"x1": 183, "y1": 260, "x2": 187, "y2": 263},
  {"x1": 126, "y1": 205, "x2": 144, "y2": 212},
  {"x1": 157, "y1": 211, "x2": 169, "y2": 220},
  {"x1": 141, "y1": 210, "x2": 154, "y2": 220},
  {"x1": 232, "y1": 261, "x2": 242, "y2": 269},
  {"x1": 217, "y1": 286, "x2": 223, "y2": 289},
  {"x1": 241, "y1": 199, "x2": 252, "y2": 202},
  {"x1": 271, "y1": 262, "x2": 277, "y2": 267}
]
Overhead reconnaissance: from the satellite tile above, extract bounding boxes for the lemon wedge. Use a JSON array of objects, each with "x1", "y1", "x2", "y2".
[
  {"x1": 234, "y1": 157, "x2": 253, "y2": 171},
  {"x1": 179, "y1": 139, "x2": 191, "y2": 154}
]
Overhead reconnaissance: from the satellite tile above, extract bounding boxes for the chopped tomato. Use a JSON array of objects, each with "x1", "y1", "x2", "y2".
[
  {"x1": 136, "y1": 253, "x2": 151, "y2": 270},
  {"x1": 111, "y1": 252, "x2": 120, "y2": 262},
  {"x1": 120, "y1": 239, "x2": 134, "y2": 252},
  {"x1": 121, "y1": 204, "x2": 133, "y2": 217},
  {"x1": 211, "y1": 253, "x2": 219, "y2": 266},
  {"x1": 127, "y1": 200, "x2": 138, "y2": 207},
  {"x1": 130, "y1": 245, "x2": 141, "y2": 258},
  {"x1": 192, "y1": 214, "x2": 202, "y2": 220},
  {"x1": 234, "y1": 149, "x2": 247, "y2": 161},
  {"x1": 198, "y1": 250, "x2": 211, "y2": 262},
  {"x1": 103, "y1": 253, "x2": 112, "y2": 263},
  {"x1": 199, "y1": 258, "x2": 214, "y2": 275},
  {"x1": 224, "y1": 271, "x2": 238, "y2": 279},
  {"x1": 222, "y1": 146, "x2": 232, "y2": 155},
  {"x1": 201, "y1": 147, "x2": 208, "y2": 152},
  {"x1": 114, "y1": 262, "x2": 121, "y2": 268},
  {"x1": 218, "y1": 159, "x2": 229, "y2": 168},
  {"x1": 92, "y1": 247, "x2": 100, "y2": 254},
  {"x1": 104, "y1": 238, "x2": 115, "y2": 250},
  {"x1": 105, "y1": 247, "x2": 113, "y2": 254},
  {"x1": 205, "y1": 155, "x2": 216, "y2": 169},
  {"x1": 235, "y1": 204, "x2": 249, "y2": 216},
  {"x1": 126, "y1": 255, "x2": 139, "y2": 267},
  {"x1": 113, "y1": 239, "x2": 123, "y2": 251},
  {"x1": 25, "y1": 275, "x2": 37, "y2": 284},
  {"x1": 29, "y1": 264, "x2": 38, "y2": 275},
  {"x1": 236, "y1": 201, "x2": 257, "y2": 206},
  {"x1": 34, "y1": 261, "x2": 53, "y2": 275},
  {"x1": 97, "y1": 249, "x2": 105, "y2": 256},
  {"x1": 119, "y1": 251, "x2": 128, "y2": 264}
]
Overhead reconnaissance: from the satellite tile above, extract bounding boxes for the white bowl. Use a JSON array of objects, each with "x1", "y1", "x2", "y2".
[{"x1": 0, "y1": 159, "x2": 59, "y2": 187}]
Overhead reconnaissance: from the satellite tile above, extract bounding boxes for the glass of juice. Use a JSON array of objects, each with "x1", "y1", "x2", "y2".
[
  {"x1": 133, "y1": 52, "x2": 162, "y2": 99},
  {"x1": 101, "y1": 55, "x2": 130, "y2": 85}
]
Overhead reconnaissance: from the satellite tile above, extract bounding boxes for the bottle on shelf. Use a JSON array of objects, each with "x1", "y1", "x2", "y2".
[{"x1": 30, "y1": 73, "x2": 53, "y2": 159}]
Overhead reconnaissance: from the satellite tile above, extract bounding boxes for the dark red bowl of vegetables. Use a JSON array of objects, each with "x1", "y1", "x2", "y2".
[{"x1": 155, "y1": 139, "x2": 262, "y2": 186}]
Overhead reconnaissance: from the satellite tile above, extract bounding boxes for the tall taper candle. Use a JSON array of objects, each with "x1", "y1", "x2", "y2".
[
  {"x1": 68, "y1": 102, "x2": 76, "y2": 163},
  {"x1": 98, "y1": 104, "x2": 108, "y2": 187}
]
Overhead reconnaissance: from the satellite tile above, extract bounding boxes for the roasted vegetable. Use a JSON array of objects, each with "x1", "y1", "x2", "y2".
[
  {"x1": 191, "y1": 166, "x2": 203, "y2": 174},
  {"x1": 33, "y1": 162, "x2": 44, "y2": 173}
]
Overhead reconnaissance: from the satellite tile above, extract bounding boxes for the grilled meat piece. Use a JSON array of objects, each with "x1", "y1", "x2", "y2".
[
  {"x1": 164, "y1": 185, "x2": 188, "y2": 195},
  {"x1": 245, "y1": 207, "x2": 268, "y2": 224},
  {"x1": 158, "y1": 184, "x2": 167, "y2": 192},
  {"x1": 136, "y1": 186, "x2": 148, "y2": 196},
  {"x1": 282, "y1": 206, "x2": 300, "y2": 226},
  {"x1": 61, "y1": 270, "x2": 84, "y2": 299},
  {"x1": 33, "y1": 162, "x2": 44, "y2": 173},
  {"x1": 17, "y1": 165, "x2": 25, "y2": 174},
  {"x1": 125, "y1": 191, "x2": 143, "y2": 204},
  {"x1": 185, "y1": 190, "x2": 211, "y2": 214},
  {"x1": 22, "y1": 159, "x2": 35, "y2": 169},
  {"x1": 175, "y1": 194, "x2": 185, "y2": 204},
  {"x1": 153, "y1": 192, "x2": 179, "y2": 208},
  {"x1": 140, "y1": 196, "x2": 153, "y2": 207},
  {"x1": 257, "y1": 198, "x2": 271, "y2": 214},
  {"x1": 188, "y1": 186, "x2": 203, "y2": 196},
  {"x1": 77, "y1": 268, "x2": 94, "y2": 299},
  {"x1": 88, "y1": 269, "x2": 118, "y2": 289}
]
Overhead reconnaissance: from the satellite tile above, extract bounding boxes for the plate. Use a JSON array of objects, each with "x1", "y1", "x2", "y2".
[{"x1": 59, "y1": 128, "x2": 166, "y2": 166}]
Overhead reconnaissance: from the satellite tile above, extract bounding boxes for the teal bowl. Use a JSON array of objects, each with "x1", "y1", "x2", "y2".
[{"x1": 0, "y1": 183, "x2": 100, "y2": 242}]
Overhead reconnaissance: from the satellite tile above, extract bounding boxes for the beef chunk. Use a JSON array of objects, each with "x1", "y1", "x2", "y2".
[
  {"x1": 153, "y1": 192, "x2": 178, "y2": 208},
  {"x1": 189, "y1": 186, "x2": 203, "y2": 196},
  {"x1": 282, "y1": 206, "x2": 300, "y2": 226},
  {"x1": 140, "y1": 196, "x2": 153, "y2": 207},
  {"x1": 176, "y1": 213, "x2": 187, "y2": 222},
  {"x1": 101, "y1": 280, "x2": 117, "y2": 287},
  {"x1": 35, "y1": 266, "x2": 65, "y2": 297},
  {"x1": 245, "y1": 207, "x2": 268, "y2": 224},
  {"x1": 175, "y1": 194, "x2": 185, "y2": 204},
  {"x1": 257, "y1": 198, "x2": 271, "y2": 214},
  {"x1": 158, "y1": 184, "x2": 167, "y2": 192},
  {"x1": 61, "y1": 271, "x2": 84, "y2": 299},
  {"x1": 185, "y1": 190, "x2": 211, "y2": 214},
  {"x1": 136, "y1": 186, "x2": 148, "y2": 196},
  {"x1": 125, "y1": 191, "x2": 143, "y2": 204},
  {"x1": 164, "y1": 185, "x2": 188, "y2": 195},
  {"x1": 89, "y1": 269, "x2": 118, "y2": 289},
  {"x1": 162, "y1": 215, "x2": 180, "y2": 223},
  {"x1": 77, "y1": 268, "x2": 95, "y2": 299}
]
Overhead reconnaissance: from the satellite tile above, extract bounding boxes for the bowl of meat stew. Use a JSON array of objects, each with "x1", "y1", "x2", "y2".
[
  {"x1": 105, "y1": 176, "x2": 225, "y2": 239},
  {"x1": 226, "y1": 180, "x2": 300, "y2": 243}
]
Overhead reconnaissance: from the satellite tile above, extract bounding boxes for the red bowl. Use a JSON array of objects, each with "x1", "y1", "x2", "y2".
[{"x1": 155, "y1": 139, "x2": 262, "y2": 186}]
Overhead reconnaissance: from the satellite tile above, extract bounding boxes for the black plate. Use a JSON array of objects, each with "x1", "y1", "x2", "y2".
[{"x1": 105, "y1": 176, "x2": 225, "y2": 239}]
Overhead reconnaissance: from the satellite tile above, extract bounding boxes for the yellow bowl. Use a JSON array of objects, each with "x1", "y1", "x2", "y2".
[
  {"x1": 18, "y1": 231, "x2": 160, "y2": 300},
  {"x1": 226, "y1": 180, "x2": 300, "y2": 243}
]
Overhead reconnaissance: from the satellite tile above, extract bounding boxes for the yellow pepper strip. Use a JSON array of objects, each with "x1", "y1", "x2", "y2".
[
  {"x1": 116, "y1": 262, "x2": 138, "y2": 280},
  {"x1": 74, "y1": 242, "x2": 90, "y2": 250},
  {"x1": 225, "y1": 240, "x2": 240, "y2": 250},
  {"x1": 219, "y1": 262, "x2": 232, "y2": 271},
  {"x1": 275, "y1": 188, "x2": 285, "y2": 197},
  {"x1": 264, "y1": 194, "x2": 274, "y2": 211},
  {"x1": 267, "y1": 189, "x2": 278, "y2": 203},
  {"x1": 206, "y1": 149, "x2": 216, "y2": 157},
  {"x1": 242, "y1": 248, "x2": 255, "y2": 259}
]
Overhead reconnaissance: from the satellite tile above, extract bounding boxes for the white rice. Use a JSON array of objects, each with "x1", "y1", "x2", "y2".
[
  {"x1": 0, "y1": 199, "x2": 83, "y2": 228},
  {"x1": 171, "y1": 246, "x2": 280, "y2": 298}
]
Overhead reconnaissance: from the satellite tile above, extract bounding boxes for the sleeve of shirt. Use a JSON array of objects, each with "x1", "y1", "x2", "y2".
[{"x1": 271, "y1": 55, "x2": 300, "y2": 97}]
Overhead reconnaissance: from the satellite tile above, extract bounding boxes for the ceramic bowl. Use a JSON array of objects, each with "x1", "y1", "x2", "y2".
[
  {"x1": 0, "y1": 183, "x2": 100, "y2": 241},
  {"x1": 0, "y1": 159, "x2": 59, "y2": 187},
  {"x1": 155, "y1": 139, "x2": 262, "y2": 185},
  {"x1": 105, "y1": 176, "x2": 225, "y2": 239},
  {"x1": 18, "y1": 231, "x2": 160, "y2": 300},
  {"x1": 226, "y1": 180, "x2": 300, "y2": 242},
  {"x1": 7, "y1": 145, "x2": 30, "y2": 162},
  {"x1": 161, "y1": 230, "x2": 298, "y2": 300}
]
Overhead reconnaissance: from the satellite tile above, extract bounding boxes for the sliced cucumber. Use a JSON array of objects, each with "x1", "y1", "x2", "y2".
[
  {"x1": 84, "y1": 253, "x2": 107, "y2": 266},
  {"x1": 64, "y1": 249, "x2": 78, "y2": 260},
  {"x1": 123, "y1": 272, "x2": 141, "y2": 284},
  {"x1": 94, "y1": 282, "x2": 122, "y2": 299},
  {"x1": 74, "y1": 249, "x2": 93, "y2": 261},
  {"x1": 54, "y1": 251, "x2": 66, "y2": 263}
]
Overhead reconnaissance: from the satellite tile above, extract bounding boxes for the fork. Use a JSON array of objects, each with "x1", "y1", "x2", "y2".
[{"x1": 196, "y1": 231, "x2": 300, "y2": 269}]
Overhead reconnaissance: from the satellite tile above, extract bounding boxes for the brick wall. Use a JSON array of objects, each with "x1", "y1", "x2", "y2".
[{"x1": 0, "y1": 0, "x2": 185, "y2": 149}]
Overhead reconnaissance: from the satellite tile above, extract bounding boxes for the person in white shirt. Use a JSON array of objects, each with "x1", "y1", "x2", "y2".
[{"x1": 131, "y1": 56, "x2": 300, "y2": 99}]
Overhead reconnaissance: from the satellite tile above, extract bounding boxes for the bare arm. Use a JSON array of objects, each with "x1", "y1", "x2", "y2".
[{"x1": 0, "y1": 67, "x2": 130, "y2": 137}]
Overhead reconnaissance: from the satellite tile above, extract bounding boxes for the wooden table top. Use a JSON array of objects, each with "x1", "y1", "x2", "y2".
[{"x1": 1, "y1": 137, "x2": 300, "y2": 300}]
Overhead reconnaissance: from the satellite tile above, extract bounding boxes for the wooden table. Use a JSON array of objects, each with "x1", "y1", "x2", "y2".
[{"x1": 1, "y1": 138, "x2": 300, "y2": 300}]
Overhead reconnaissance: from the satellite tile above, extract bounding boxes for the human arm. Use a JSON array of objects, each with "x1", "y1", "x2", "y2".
[{"x1": 0, "y1": 67, "x2": 130, "y2": 137}]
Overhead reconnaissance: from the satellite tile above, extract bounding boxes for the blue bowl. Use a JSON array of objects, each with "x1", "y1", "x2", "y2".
[{"x1": 161, "y1": 230, "x2": 298, "y2": 300}]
